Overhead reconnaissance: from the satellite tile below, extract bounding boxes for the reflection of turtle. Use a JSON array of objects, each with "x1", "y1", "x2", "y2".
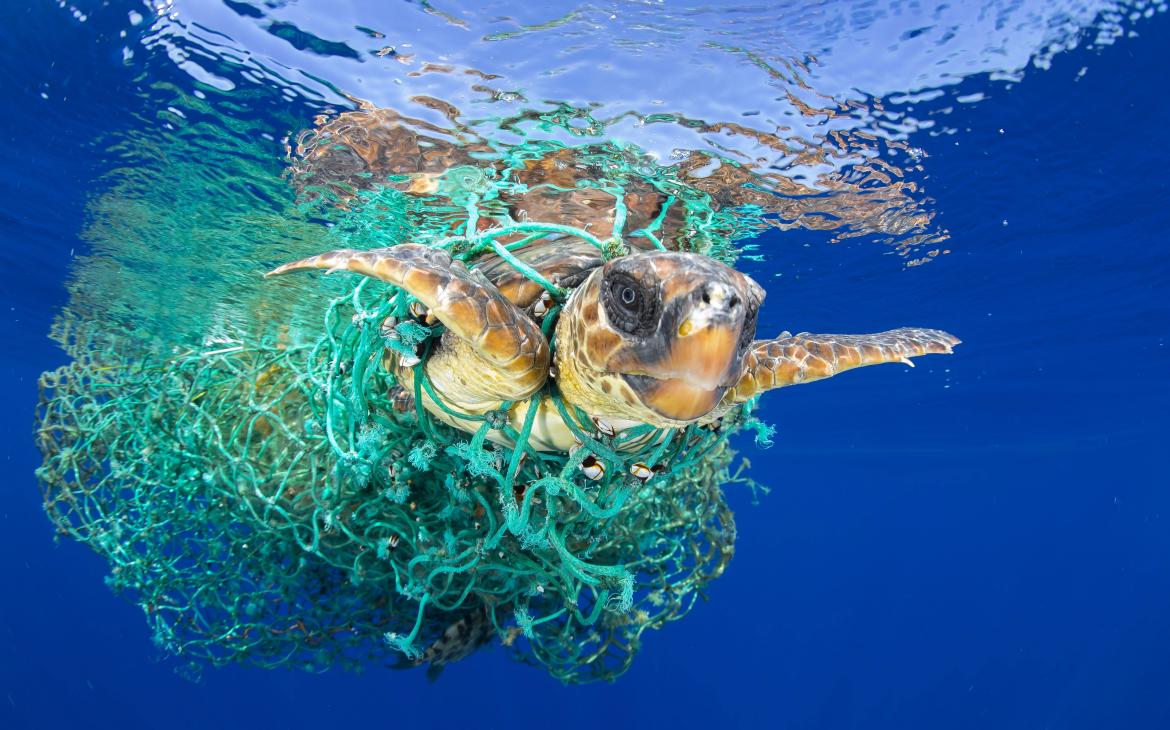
[{"x1": 268, "y1": 241, "x2": 958, "y2": 452}]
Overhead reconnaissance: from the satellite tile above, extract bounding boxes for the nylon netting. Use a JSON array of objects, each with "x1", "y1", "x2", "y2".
[{"x1": 34, "y1": 134, "x2": 772, "y2": 683}]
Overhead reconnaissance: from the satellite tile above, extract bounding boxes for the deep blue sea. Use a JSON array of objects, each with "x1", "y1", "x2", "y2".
[{"x1": 2, "y1": 1, "x2": 1169, "y2": 728}]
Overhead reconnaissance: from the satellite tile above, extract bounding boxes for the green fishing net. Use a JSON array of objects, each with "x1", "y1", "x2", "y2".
[{"x1": 34, "y1": 131, "x2": 773, "y2": 684}]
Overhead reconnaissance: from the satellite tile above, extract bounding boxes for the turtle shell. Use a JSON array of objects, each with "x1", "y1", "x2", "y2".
[{"x1": 471, "y1": 237, "x2": 602, "y2": 311}]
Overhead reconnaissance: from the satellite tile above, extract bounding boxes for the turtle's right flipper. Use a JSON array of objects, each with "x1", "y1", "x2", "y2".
[
  {"x1": 267, "y1": 245, "x2": 550, "y2": 401},
  {"x1": 726, "y1": 327, "x2": 960, "y2": 403}
]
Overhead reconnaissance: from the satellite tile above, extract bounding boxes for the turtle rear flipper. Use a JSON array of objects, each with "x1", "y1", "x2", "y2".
[
  {"x1": 267, "y1": 244, "x2": 550, "y2": 402},
  {"x1": 726, "y1": 327, "x2": 960, "y2": 403}
]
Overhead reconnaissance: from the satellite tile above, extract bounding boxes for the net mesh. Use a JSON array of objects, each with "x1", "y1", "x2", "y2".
[{"x1": 35, "y1": 132, "x2": 771, "y2": 684}]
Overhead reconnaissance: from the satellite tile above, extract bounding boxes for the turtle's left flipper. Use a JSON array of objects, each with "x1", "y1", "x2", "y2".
[{"x1": 725, "y1": 327, "x2": 960, "y2": 403}]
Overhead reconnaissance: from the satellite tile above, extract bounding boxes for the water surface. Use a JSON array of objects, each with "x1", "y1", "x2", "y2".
[{"x1": 2, "y1": 1, "x2": 1169, "y2": 728}]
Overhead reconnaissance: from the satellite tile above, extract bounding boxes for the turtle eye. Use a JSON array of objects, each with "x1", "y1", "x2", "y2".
[{"x1": 603, "y1": 271, "x2": 659, "y2": 336}]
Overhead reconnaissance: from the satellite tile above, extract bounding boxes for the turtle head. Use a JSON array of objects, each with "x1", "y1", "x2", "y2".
[{"x1": 556, "y1": 251, "x2": 763, "y2": 426}]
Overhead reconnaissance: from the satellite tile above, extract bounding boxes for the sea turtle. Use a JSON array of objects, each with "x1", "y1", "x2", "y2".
[
  {"x1": 269, "y1": 113, "x2": 959, "y2": 454},
  {"x1": 266, "y1": 241, "x2": 958, "y2": 453}
]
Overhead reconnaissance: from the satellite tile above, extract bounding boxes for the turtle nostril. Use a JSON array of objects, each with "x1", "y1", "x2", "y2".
[{"x1": 700, "y1": 284, "x2": 739, "y2": 310}]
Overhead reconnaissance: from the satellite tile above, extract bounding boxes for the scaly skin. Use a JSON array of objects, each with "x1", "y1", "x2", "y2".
[
  {"x1": 723, "y1": 328, "x2": 961, "y2": 404},
  {"x1": 267, "y1": 244, "x2": 548, "y2": 403}
]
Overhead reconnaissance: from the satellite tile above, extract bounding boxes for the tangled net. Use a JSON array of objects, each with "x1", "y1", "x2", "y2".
[{"x1": 35, "y1": 127, "x2": 773, "y2": 683}]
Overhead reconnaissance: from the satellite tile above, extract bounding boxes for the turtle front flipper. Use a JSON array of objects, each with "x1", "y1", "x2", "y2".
[
  {"x1": 725, "y1": 327, "x2": 960, "y2": 403},
  {"x1": 267, "y1": 245, "x2": 550, "y2": 402}
]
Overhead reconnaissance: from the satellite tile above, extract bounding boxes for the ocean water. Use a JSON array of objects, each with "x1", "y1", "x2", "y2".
[{"x1": 2, "y1": 1, "x2": 1169, "y2": 728}]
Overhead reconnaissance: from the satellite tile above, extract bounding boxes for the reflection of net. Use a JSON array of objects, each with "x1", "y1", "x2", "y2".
[
  {"x1": 291, "y1": 105, "x2": 946, "y2": 262},
  {"x1": 36, "y1": 136, "x2": 769, "y2": 683}
]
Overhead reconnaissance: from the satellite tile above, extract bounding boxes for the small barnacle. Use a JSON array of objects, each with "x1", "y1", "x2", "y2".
[
  {"x1": 593, "y1": 417, "x2": 615, "y2": 438},
  {"x1": 380, "y1": 316, "x2": 399, "y2": 340},
  {"x1": 409, "y1": 300, "x2": 436, "y2": 324},
  {"x1": 629, "y1": 462, "x2": 653, "y2": 481},
  {"x1": 532, "y1": 290, "x2": 554, "y2": 318},
  {"x1": 390, "y1": 385, "x2": 416, "y2": 413},
  {"x1": 580, "y1": 454, "x2": 605, "y2": 480}
]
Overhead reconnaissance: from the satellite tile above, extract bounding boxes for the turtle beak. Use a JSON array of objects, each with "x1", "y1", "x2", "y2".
[
  {"x1": 668, "y1": 282, "x2": 746, "y2": 387},
  {"x1": 660, "y1": 321, "x2": 742, "y2": 389},
  {"x1": 623, "y1": 281, "x2": 748, "y2": 421},
  {"x1": 624, "y1": 373, "x2": 729, "y2": 422}
]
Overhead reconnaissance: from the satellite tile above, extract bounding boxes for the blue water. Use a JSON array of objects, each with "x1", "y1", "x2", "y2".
[{"x1": 3, "y1": 1, "x2": 1169, "y2": 728}]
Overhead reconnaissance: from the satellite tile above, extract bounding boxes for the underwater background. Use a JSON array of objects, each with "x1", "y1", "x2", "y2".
[{"x1": 2, "y1": 0, "x2": 1169, "y2": 728}]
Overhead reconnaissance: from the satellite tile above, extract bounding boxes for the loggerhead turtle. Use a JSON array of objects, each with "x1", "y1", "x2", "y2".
[{"x1": 266, "y1": 240, "x2": 959, "y2": 454}]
